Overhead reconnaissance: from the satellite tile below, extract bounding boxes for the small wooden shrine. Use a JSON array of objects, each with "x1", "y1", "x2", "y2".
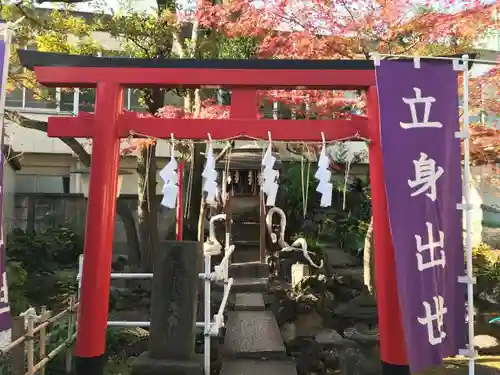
[{"x1": 215, "y1": 145, "x2": 281, "y2": 262}]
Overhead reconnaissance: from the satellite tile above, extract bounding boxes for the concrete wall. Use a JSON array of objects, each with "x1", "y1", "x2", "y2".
[
  {"x1": 3, "y1": 162, "x2": 16, "y2": 234},
  {"x1": 472, "y1": 164, "x2": 500, "y2": 225}
]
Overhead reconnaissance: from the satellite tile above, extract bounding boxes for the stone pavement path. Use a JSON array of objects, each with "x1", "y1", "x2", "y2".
[{"x1": 418, "y1": 357, "x2": 500, "y2": 375}]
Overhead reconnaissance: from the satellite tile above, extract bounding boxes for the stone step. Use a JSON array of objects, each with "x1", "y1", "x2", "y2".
[
  {"x1": 231, "y1": 242, "x2": 261, "y2": 263},
  {"x1": 234, "y1": 293, "x2": 265, "y2": 311},
  {"x1": 229, "y1": 261, "x2": 269, "y2": 279},
  {"x1": 214, "y1": 277, "x2": 268, "y2": 293},
  {"x1": 224, "y1": 311, "x2": 286, "y2": 359},
  {"x1": 233, "y1": 240, "x2": 260, "y2": 247},
  {"x1": 232, "y1": 222, "x2": 261, "y2": 242},
  {"x1": 220, "y1": 360, "x2": 297, "y2": 375}
]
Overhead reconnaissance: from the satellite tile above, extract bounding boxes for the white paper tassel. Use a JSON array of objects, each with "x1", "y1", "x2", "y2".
[
  {"x1": 261, "y1": 141, "x2": 279, "y2": 207},
  {"x1": 315, "y1": 135, "x2": 332, "y2": 207},
  {"x1": 159, "y1": 141, "x2": 179, "y2": 209},
  {"x1": 203, "y1": 136, "x2": 218, "y2": 207}
]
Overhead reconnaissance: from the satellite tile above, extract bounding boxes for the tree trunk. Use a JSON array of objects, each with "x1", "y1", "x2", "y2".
[
  {"x1": 363, "y1": 215, "x2": 376, "y2": 297},
  {"x1": 116, "y1": 200, "x2": 140, "y2": 269},
  {"x1": 137, "y1": 143, "x2": 159, "y2": 272}
]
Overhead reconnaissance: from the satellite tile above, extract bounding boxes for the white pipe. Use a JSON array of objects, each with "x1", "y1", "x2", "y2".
[
  {"x1": 204, "y1": 255, "x2": 211, "y2": 375},
  {"x1": 214, "y1": 278, "x2": 233, "y2": 330},
  {"x1": 107, "y1": 321, "x2": 151, "y2": 327},
  {"x1": 110, "y1": 273, "x2": 153, "y2": 279},
  {"x1": 107, "y1": 321, "x2": 205, "y2": 328},
  {"x1": 214, "y1": 245, "x2": 235, "y2": 281},
  {"x1": 461, "y1": 54, "x2": 475, "y2": 375},
  {"x1": 224, "y1": 230, "x2": 231, "y2": 279},
  {"x1": 77, "y1": 254, "x2": 83, "y2": 291}
]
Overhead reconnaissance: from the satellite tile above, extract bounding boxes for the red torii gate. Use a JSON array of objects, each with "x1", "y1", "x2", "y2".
[{"x1": 20, "y1": 50, "x2": 409, "y2": 375}]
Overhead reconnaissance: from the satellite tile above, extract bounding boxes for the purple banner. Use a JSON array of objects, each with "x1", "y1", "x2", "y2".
[
  {"x1": 376, "y1": 60, "x2": 465, "y2": 373},
  {"x1": 0, "y1": 38, "x2": 12, "y2": 341}
]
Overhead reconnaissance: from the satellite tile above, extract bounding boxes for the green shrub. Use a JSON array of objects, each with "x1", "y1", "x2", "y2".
[
  {"x1": 473, "y1": 243, "x2": 500, "y2": 280},
  {"x1": 318, "y1": 178, "x2": 371, "y2": 255},
  {"x1": 6, "y1": 226, "x2": 83, "y2": 314}
]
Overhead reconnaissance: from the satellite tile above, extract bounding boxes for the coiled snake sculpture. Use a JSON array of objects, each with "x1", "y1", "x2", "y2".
[
  {"x1": 265, "y1": 207, "x2": 324, "y2": 273},
  {"x1": 203, "y1": 214, "x2": 227, "y2": 256}
]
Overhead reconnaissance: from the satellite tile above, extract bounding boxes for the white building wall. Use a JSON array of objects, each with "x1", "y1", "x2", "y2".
[{"x1": 3, "y1": 162, "x2": 17, "y2": 233}]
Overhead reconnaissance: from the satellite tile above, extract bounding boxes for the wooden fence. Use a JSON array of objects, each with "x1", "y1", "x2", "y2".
[{"x1": 0, "y1": 298, "x2": 78, "y2": 375}]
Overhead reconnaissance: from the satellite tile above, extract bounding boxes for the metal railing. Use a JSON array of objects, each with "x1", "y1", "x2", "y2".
[{"x1": 76, "y1": 223, "x2": 235, "y2": 375}]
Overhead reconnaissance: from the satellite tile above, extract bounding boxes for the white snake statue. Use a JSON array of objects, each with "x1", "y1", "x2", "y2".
[
  {"x1": 282, "y1": 238, "x2": 324, "y2": 269},
  {"x1": 265, "y1": 207, "x2": 323, "y2": 269},
  {"x1": 265, "y1": 207, "x2": 289, "y2": 248},
  {"x1": 203, "y1": 214, "x2": 227, "y2": 256}
]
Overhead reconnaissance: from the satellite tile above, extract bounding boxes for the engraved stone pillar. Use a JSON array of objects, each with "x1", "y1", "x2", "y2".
[
  {"x1": 291, "y1": 262, "x2": 310, "y2": 288},
  {"x1": 132, "y1": 241, "x2": 203, "y2": 375}
]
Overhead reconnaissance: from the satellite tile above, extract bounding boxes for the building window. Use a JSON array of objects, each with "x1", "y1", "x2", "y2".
[
  {"x1": 79, "y1": 88, "x2": 96, "y2": 113},
  {"x1": 24, "y1": 87, "x2": 57, "y2": 110},
  {"x1": 124, "y1": 88, "x2": 145, "y2": 112},
  {"x1": 60, "y1": 89, "x2": 75, "y2": 112},
  {"x1": 16, "y1": 175, "x2": 68, "y2": 194},
  {"x1": 5, "y1": 87, "x2": 23, "y2": 107}
]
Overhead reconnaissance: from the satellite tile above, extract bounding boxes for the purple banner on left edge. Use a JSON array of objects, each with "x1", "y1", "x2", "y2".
[
  {"x1": 376, "y1": 60, "x2": 465, "y2": 373},
  {"x1": 0, "y1": 38, "x2": 12, "y2": 337}
]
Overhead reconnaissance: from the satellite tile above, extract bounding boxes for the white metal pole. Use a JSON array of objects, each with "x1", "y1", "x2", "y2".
[
  {"x1": 77, "y1": 254, "x2": 83, "y2": 296},
  {"x1": 204, "y1": 255, "x2": 211, "y2": 375},
  {"x1": 460, "y1": 54, "x2": 475, "y2": 375},
  {"x1": 224, "y1": 231, "x2": 230, "y2": 280},
  {"x1": 0, "y1": 28, "x2": 12, "y2": 133}
]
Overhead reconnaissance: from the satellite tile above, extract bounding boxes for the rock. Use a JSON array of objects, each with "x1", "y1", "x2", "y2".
[
  {"x1": 332, "y1": 268, "x2": 365, "y2": 291},
  {"x1": 322, "y1": 349, "x2": 340, "y2": 369},
  {"x1": 474, "y1": 334, "x2": 500, "y2": 355},
  {"x1": 281, "y1": 323, "x2": 297, "y2": 344},
  {"x1": 343, "y1": 326, "x2": 380, "y2": 345},
  {"x1": 295, "y1": 312, "x2": 324, "y2": 337},
  {"x1": 296, "y1": 340, "x2": 323, "y2": 375},
  {"x1": 325, "y1": 248, "x2": 361, "y2": 269},
  {"x1": 315, "y1": 329, "x2": 343, "y2": 345},
  {"x1": 325, "y1": 279, "x2": 359, "y2": 302},
  {"x1": 120, "y1": 338, "x2": 149, "y2": 359},
  {"x1": 339, "y1": 347, "x2": 380, "y2": 375},
  {"x1": 475, "y1": 312, "x2": 500, "y2": 341},
  {"x1": 479, "y1": 288, "x2": 500, "y2": 306},
  {"x1": 350, "y1": 293, "x2": 377, "y2": 308},
  {"x1": 276, "y1": 298, "x2": 298, "y2": 326},
  {"x1": 334, "y1": 301, "x2": 377, "y2": 322}
]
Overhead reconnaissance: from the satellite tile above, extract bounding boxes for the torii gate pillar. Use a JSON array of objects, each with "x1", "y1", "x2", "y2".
[
  {"x1": 73, "y1": 82, "x2": 123, "y2": 373},
  {"x1": 18, "y1": 51, "x2": 410, "y2": 375}
]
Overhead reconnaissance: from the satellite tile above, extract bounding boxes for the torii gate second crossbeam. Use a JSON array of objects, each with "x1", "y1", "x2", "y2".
[{"x1": 19, "y1": 50, "x2": 409, "y2": 375}]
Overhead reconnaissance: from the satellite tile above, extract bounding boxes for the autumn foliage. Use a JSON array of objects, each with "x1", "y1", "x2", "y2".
[{"x1": 196, "y1": 0, "x2": 500, "y2": 162}]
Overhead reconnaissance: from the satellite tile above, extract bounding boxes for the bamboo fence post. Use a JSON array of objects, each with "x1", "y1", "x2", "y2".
[
  {"x1": 39, "y1": 307, "x2": 51, "y2": 375},
  {"x1": 10, "y1": 317, "x2": 24, "y2": 375},
  {"x1": 65, "y1": 297, "x2": 75, "y2": 373},
  {"x1": 26, "y1": 315, "x2": 34, "y2": 375}
]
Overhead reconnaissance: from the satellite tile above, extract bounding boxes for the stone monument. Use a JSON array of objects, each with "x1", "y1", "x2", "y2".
[{"x1": 132, "y1": 241, "x2": 203, "y2": 375}]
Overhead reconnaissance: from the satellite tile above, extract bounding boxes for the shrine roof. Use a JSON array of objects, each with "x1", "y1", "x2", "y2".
[
  {"x1": 215, "y1": 148, "x2": 281, "y2": 170},
  {"x1": 19, "y1": 50, "x2": 375, "y2": 71}
]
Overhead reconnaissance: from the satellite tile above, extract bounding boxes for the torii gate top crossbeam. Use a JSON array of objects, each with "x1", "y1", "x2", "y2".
[
  {"x1": 19, "y1": 50, "x2": 377, "y2": 142},
  {"x1": 19, "y1": 50, "x2": 376, "y2": 89}
]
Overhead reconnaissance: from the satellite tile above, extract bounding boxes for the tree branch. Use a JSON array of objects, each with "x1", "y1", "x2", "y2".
[{"x1": 5, "y1": 110, "x2": 92, "y2": 167}]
